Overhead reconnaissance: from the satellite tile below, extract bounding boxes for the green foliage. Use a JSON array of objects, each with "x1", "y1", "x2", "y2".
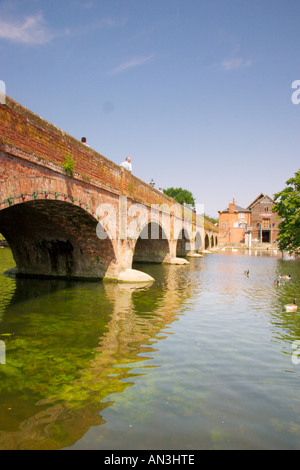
[
  {"x1": 163, "y1": 187, "x2": 195, "y2": 206},
  {"x1": 202, "y1": 213, "x2": 218, "y2": 225},
  {"x1": 273, "y1": 169, "x2": 300, "y2": 254},
  {"x1": 62, "y1": 155, "x2": 75, "y2": 176}
]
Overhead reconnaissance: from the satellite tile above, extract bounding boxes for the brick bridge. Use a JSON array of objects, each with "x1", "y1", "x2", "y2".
[{"x1": 0, "y1": 97, "x2": 218, "y2": 282}]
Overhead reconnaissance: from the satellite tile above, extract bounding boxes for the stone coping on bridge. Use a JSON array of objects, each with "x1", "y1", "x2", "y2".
[{"x1": 0, "y1": 96, "x2": 218, "y2": 232}]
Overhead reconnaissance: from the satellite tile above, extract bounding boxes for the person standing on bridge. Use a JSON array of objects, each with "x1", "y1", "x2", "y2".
[
  {"x1": 81, "y1": 137, "x2": 89, "y2": 146},
  {"x1": 120, "y1": 156, "x2": 132, "y2": 172}
]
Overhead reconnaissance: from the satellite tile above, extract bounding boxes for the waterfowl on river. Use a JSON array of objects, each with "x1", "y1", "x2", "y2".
[
  {"x1": 285, "y1": 299, "x2": 297, "y2": 312},
  {"x1": 244, "y1": 270, "x2": 249, "y2": 276},
  {"x1": 279, "y1": 274, "x2": 291, "y2": 280},
  {"x1": 274, "y1": 279, "x2": 281, "y2": 286}
]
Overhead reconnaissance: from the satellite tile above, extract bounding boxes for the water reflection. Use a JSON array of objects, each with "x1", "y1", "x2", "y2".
[
  {"x1": 0, "y1": 249, "x2": 299, "y2": 450},
  {"x1": 0, "y1": 251, "x2": 200, "y2": 450},
  {"x1": 269, "y1": 259, "x2": 300, "y2": 347}
]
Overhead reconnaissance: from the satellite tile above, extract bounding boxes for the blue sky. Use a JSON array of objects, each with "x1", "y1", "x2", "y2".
[{"x1": 0, "y1": 0, "x2": 299, "y2": 217}]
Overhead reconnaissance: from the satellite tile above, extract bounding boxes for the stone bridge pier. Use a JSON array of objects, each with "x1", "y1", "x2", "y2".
[{"x1": 0, "y1": 97, "x2": 217, "y2": 282}]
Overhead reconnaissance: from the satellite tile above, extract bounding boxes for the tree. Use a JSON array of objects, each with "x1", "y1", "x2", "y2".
[
  {"x1": 273, "y1": 169, "x2": 300, "y2": 254},
  {"x1": 163, "y1": 187, "x2": 195, "y2": 206}
]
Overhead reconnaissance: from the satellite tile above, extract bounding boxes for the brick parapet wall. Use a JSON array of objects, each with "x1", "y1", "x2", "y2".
[
  {"x1": 0, "y1": 98, "x2": 172, "y2": 205},
  {"x1": 0, "y1": 96, "x2": 217, "y2": 232}
]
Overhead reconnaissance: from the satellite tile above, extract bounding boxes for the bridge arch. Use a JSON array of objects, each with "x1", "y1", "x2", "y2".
[
  {"x1": 176, "y1": 227, "x2": 191, "y2": 257},
  {"x1": 195, "y1": 230, "x2": 203, "y2": 252},
  {"x1": 0, "y1": 198, "x2": 117, "y2": 280},
  {"x1": 133, "y1": 221, "x2": 170, "y2": 263},
  {"x1": 205, "y1": 234, "x2": 210, "y2": 250}
]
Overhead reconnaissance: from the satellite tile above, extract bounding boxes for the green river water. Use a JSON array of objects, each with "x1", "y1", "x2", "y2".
[{"x1": 0, "y1": 247, "x2": 299, "y2": 450}]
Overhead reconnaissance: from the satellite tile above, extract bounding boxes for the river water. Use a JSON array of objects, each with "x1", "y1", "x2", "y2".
[{"x1": 0, "y1": 247, "x2": 299, "y2": 450}]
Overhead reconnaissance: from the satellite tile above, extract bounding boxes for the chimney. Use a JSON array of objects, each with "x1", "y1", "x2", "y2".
[{"x1": 229, "y1": 198, "x2": 235, "y2": 214}]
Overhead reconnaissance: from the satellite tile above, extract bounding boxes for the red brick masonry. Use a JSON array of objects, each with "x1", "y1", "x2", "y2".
[{"x1": 0, "y1": 97, "x2": 215, "y2": 280}]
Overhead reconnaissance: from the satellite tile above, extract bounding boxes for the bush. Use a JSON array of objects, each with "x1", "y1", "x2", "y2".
[{"x1": 62, "y1": 155, "x2": 75, "y2": 176}]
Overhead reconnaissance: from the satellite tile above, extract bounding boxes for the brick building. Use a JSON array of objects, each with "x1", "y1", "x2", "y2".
[
  {"x1": 218, "y1": 198, "x2": 251, "y2": 245},
  {"x1": 218, "y1": 194, "x2": 280, "y2": 246},
  {"x1": 247, "y1": 193, "x2": 280, "y2": 244}
]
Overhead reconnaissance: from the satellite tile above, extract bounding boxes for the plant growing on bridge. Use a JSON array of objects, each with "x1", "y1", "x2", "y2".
[{"x1": 62, "y1": 155, "x2": 76, "y2": 177}]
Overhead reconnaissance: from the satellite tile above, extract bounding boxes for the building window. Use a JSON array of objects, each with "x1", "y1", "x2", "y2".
[
  {"x1": 221, "y1": 223, "x2": 227, "y2": 229},
  {"x1": 234, "y1": 222, "x2": 238, "y2": 228},
  {"x1": 262, "y1": 219, "x2": 270, "y2": 228},
  {"x1": 265, "y1": 207, "x2": 269, "y2": 212},
  {"x1": 239, "y1": 213, "x2": 244, "y2": 218}
]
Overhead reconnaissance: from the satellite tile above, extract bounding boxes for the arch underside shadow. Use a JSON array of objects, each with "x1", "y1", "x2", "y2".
[
  {"x1": 205, "y1": 234, "x2": 210, "y2": 249},
  {"x1": 133, "y1": 222, "x2": 170, "y2": 263},
  {"x1": 176, "y1": 228, "x2": 191, "y2": 257},
  {"x1": 0, "y1": 200, "x2": 116, "y2": 280},
  {"x1": 195, "y1": 231, "x2": 203, "y2": 251}
]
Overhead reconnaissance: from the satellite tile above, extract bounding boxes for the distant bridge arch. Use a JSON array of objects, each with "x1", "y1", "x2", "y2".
[{"x1": 133, "y1": 221, "x2": 170, "y2": 264}]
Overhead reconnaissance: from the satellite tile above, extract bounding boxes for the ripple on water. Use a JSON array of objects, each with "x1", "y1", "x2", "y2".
[{"x1": 0, "y1": 249, "x2": 300, "y2": 450}]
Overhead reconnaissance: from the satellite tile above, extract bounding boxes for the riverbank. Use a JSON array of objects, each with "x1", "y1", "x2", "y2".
[{"x1": 217, "y1": 244, "x2": 298, "y2": 259}]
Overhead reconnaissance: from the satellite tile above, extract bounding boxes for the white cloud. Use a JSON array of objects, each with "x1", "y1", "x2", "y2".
[
  {"x1": 0, "y1": 12, "x2": 53, "y2": 45},
  {"x1": 221, "y1": 57, "x2": 252, "y2": 71},
  {"x1": 110, "y1": 54, "x2": 154, "y2": 75}
]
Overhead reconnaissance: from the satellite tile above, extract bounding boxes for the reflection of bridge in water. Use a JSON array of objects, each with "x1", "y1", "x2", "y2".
[
  {"x1": 0, "y1": 259, "x2": 201, "y2": 450},
  {"x1": 0, "y1": 97, "x2": 218, "y2": 283}
]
